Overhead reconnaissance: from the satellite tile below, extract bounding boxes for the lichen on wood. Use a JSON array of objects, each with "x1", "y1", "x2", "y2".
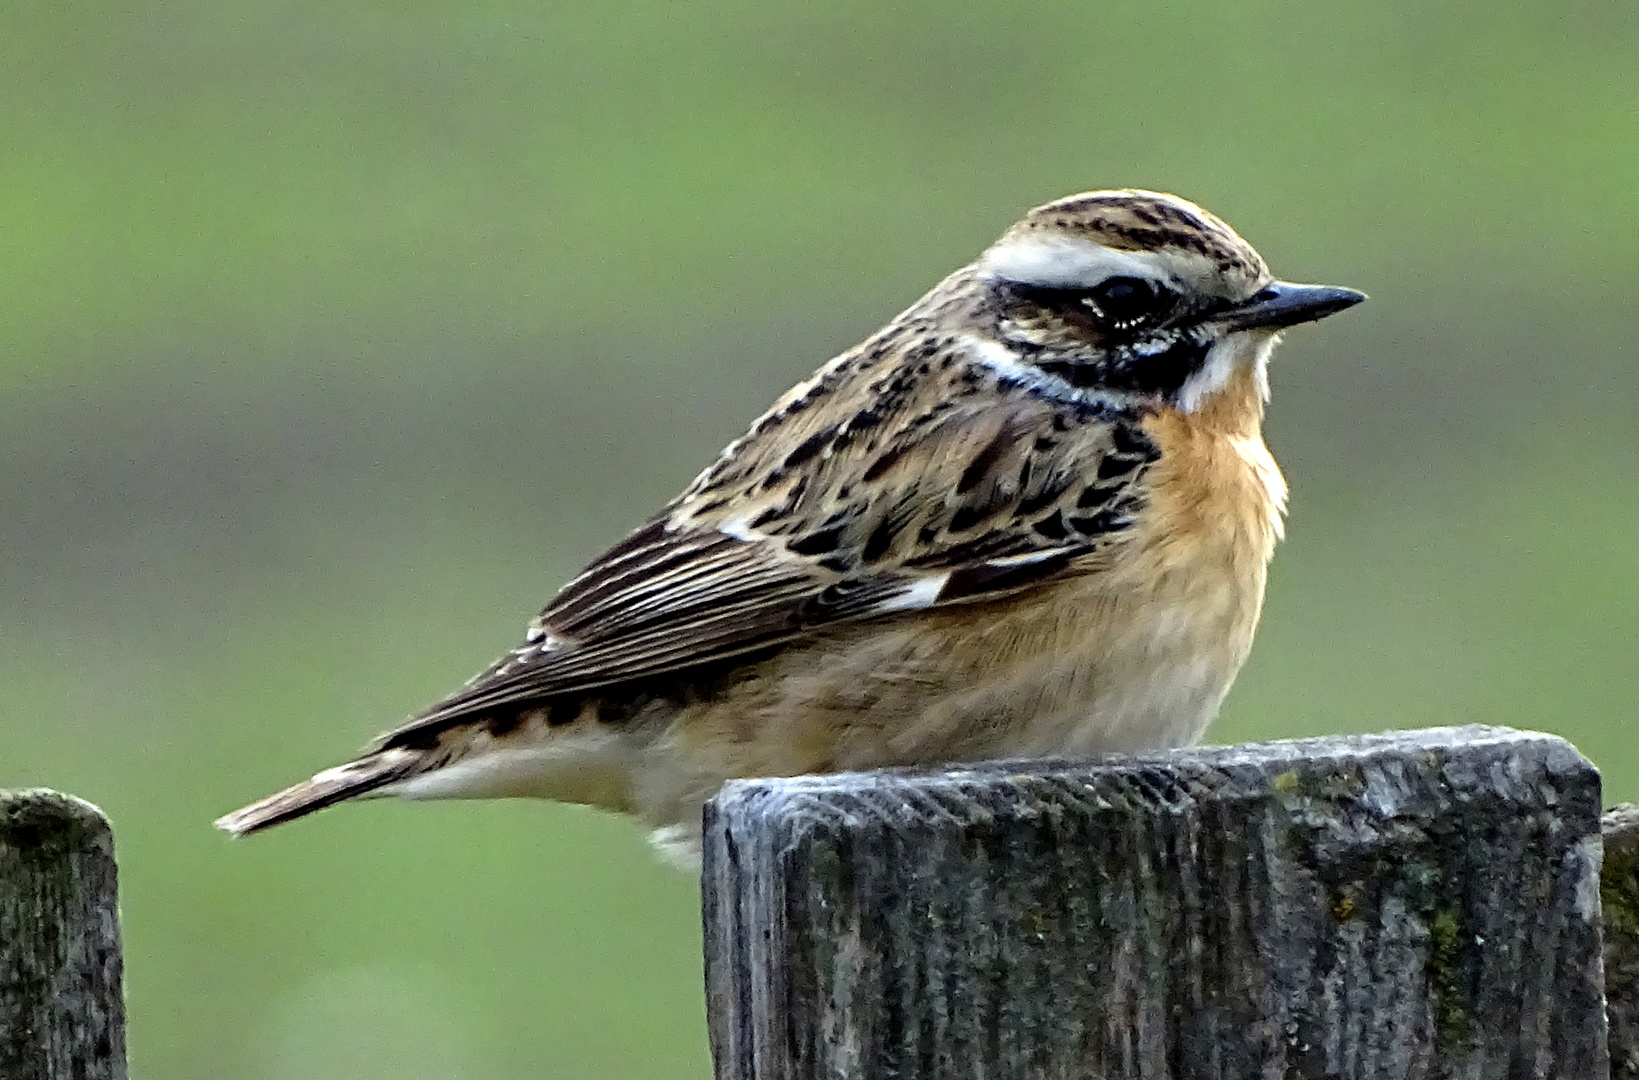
[{"x1": 704, "y1": 726, "x2": 1607, "y2": 1080}]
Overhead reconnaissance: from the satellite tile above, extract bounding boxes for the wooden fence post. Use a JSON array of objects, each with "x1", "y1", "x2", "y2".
[
  {"x1": 1602, "y1": 804, "x2": 1639, "y2": 1079},
  {"x1": 703, "y1": 725, "x2": 1607, "y2": 1079},
  {"x1": 0, "y1": 789, "x2": 128, "y2": 1080}
]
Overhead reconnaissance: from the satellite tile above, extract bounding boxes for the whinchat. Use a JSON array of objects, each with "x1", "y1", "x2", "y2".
[{"x1": 218, "y1": 189, "x2": 1364, "y2": 859}]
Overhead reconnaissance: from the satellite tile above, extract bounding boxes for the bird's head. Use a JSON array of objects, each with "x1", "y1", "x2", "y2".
[{"x1": 968, "y1": 190, "x2": 1364, "y2": 416}]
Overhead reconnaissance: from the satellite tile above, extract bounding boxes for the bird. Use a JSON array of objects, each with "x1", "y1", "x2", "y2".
[{"x1": 216, "y1": 189, "x2": 1364, "y2": 861}]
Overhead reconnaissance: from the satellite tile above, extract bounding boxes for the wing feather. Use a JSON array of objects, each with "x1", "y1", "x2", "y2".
[{"x1": 382, "y1": 347, "x2": 1162, "y2": 744}]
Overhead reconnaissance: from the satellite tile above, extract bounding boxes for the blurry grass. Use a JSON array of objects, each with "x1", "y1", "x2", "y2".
[
  {"x1": 6, "y1": 451, "x2": 1635, "y2": 1078},
  {"x1": 1221, "y1": 452, "x2": 1639, "y2": 792},
  {"x1": 3, "y1": 0, "x2": 1636, "y2": 391},
  {"x1": 3, "y1": 524, "x2": 711, "y2": 1080}
]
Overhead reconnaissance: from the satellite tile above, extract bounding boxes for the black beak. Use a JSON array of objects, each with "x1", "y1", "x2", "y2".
[{"x1": 1218, "y1": 282, "x2": 1366, "y2": 331}]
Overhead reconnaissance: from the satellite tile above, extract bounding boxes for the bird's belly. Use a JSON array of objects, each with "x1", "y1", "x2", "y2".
[
  {"x1": 661, "y1": 552, "x2": 1265, "y2": 791},
  {"x1": 850, "y1": 571, "x2": 1261, "y2": 765},
  {"x1": 631, "y1": 426, "x2": 1283, "y2": 844},
  {"x1": 982, "y1": 587, "x2": 1258, "y2": 756}
]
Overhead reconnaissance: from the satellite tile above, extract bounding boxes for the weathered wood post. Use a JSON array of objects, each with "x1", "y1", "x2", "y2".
[
  {"x1": 0, "y1": 790, "x2": 128, "y2": 1080},
  {"x1": 703, "y1": 726, "x2": 1607, "y2": 1079},
  {"x1": 1603, "y1": 805, "x2": 1639, "y2": 1079}
]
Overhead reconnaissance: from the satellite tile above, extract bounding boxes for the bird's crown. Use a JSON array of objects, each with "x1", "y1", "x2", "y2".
[{"x1": 979, "y1": 189, "x2": 1269, "y2": 303}]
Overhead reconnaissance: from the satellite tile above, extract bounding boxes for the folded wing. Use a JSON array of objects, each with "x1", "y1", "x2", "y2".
[{"x1": 382, "y1": 386, "x2": 1160, "y2": 745}]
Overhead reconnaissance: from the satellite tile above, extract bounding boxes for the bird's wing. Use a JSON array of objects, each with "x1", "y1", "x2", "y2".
[{"x1": 382, "y1": 379, "x2": 1160, "y2": 744}]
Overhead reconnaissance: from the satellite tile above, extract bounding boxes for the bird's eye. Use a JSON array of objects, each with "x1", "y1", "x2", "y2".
[{"x1": 1082, "y1": 276, "x2": 1165, "y2": 328}]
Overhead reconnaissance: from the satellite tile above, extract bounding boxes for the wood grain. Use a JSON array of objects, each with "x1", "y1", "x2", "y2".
[
  {"x1": 703, "y1": 726, "x2": 1606, "y2": 1079},
  {"x1": 1, "y1": 789, "x2": 127, "y2": 1080}
]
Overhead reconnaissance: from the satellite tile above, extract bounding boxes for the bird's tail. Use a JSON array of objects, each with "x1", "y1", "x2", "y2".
[{"x1": 214, "y1": 749, "x2": 419, "y2": 837}]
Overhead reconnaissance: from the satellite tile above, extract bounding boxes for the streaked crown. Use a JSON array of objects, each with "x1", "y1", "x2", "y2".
[{"x1": 982, "y1": 189, "x2": 1269, "y2": 301}]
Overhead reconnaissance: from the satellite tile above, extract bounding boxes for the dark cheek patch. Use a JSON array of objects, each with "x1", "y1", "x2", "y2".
[
  {"x1": 1102, "y1": 337, "x2": 1210, "y2": 398},
  {"x1": 999, "y1": 281, "x2": 1212, "y2": 400}
]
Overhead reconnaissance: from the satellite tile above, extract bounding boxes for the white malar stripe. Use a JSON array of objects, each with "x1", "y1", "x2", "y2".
[
  {"x1": 962, "y1": 333, "x2": 1042, "y2": 384},
  {"x1": 1173, "y1": 332, "x2": 1276, "y2": 414},
  {"x1": 978, "y1": 235, "x2": 1217, "y2": 293},
  {"x1": 869, "y1": 573, "x2": 951, "y2": 615},
  {"x1": 959, "y1": 334, "x2": 1138, "y2": 412}
]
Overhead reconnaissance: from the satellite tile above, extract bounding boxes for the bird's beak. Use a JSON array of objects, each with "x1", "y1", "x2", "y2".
[{"x1": 1217, "y1": 282, "x2": 1366, "y2": 331}]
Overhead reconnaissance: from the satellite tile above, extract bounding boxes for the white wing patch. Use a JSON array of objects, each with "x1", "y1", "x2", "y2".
[
  {"x1": 979, "y1": 547, "x2": 1080, "y2": 568},
  {"x1": 717, "y1": 514, "x2": 765, "y2": 544},
  {"x1": 867, "y1": 573, "x2": 950, "y2": 615}
]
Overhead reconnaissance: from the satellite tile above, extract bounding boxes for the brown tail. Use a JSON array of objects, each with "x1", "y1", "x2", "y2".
[{"x1": 214, "y1": 750, "x2": 419, "y2": 836}]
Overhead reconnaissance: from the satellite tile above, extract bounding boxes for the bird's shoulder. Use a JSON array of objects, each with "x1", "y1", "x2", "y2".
[{"x1": 670, "y1": 323, "x2": 1164, "y2": 569}]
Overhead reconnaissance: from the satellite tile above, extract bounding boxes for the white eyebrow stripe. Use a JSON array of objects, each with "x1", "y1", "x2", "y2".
[
  {"x1": 957, "y1": 333, "x2": 1140, "y2": 412},
  {"x1": 977, "y1": 234, "x2": 1215, "y2": 291}
]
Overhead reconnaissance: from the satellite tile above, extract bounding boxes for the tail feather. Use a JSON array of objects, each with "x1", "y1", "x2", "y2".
[{"x1": 214, "y1": 750, "x2": 418, "y2": 836}]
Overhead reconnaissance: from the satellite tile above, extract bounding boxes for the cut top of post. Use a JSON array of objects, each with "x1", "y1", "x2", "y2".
[
  {"x1": 0, "y1": 789, "x2": 129, "y2": 1080},
  {"x1": 709, "y1": 725, "x2": 1595, "y2": 836},
  {"x1": 703, "y1": 725, "x2": 1606, "y2": 1080}
]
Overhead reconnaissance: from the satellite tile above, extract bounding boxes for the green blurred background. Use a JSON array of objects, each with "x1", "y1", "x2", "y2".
[{"x1": 2, "y1": 1, "x2": 1635, "y2": 1076}]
